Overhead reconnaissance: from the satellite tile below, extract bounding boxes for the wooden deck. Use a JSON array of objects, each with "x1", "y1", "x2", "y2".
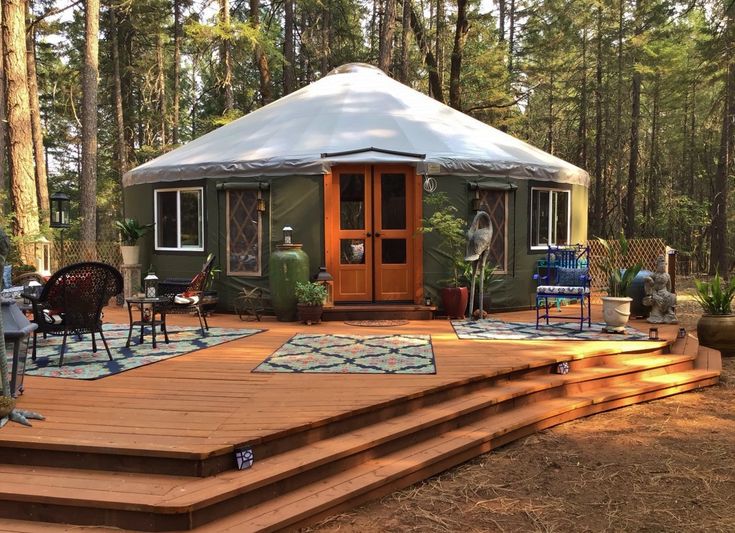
[{"x1": 0, "y1": 306, "x2": 720, "y2": 532}]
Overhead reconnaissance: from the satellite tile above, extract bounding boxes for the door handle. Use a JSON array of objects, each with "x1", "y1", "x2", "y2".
[
  {"x1": 374, "y1": 232, "x2": 382, "y2": 237},
  {"x1": 366, "y1": 232, "x2": 372, "y2": 237}
]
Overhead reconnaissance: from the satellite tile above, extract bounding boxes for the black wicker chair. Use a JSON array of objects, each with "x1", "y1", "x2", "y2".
[
  {"x1": 158, "y1": 254, "x2": 215, "y2": 335},
  {"x1": 28, "y1": 262, "x2": 124, "y2": 366}
]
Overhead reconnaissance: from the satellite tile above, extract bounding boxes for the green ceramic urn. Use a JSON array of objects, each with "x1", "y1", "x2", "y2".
[{"x1": 269, "y1": 243, "x2": 310, "y2": 321}]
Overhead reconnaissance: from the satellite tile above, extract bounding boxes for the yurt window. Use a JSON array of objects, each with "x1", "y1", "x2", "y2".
[
  {"x1": 530, "y1": 187, "x2": 570, "y2": 249},
  {"x1": 154, "y1": 187, "x2": 204, "y2": 251},
  {"x1": 477, "y1": 190, "x2": 509, "y2": 272},
  {"x1": 226, "y1": 190, "x2": 262, "y2": 276}
]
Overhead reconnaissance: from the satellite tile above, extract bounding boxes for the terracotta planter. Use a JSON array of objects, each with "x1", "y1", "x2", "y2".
[
  {"x1": 120, "y1": 245, "x2": 140, "y2": 266},
  {"x1": 601, "y1": 296, "x2": 632, "y2": 333},
  {"x1": 297, "y1": 303, "x2": 323, "y2": 325},
  {"x1": 440, "y1": 287, "x2": 469, "y2": 319},
  {"x1": 697, "y1": 314, "x2": 735, "y2": 357}
]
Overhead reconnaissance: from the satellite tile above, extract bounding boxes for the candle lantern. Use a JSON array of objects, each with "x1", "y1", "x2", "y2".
[
  {"x1": 283, "y1": 226, "x2": 294, "y2": 245},
  {"x1": 2, "y1": 299, "x2": 37, "y2": 398},
  {"x1": 34, "y1": 236, "x2": 52, "y2": 277},
  {"x1": 649, "y1": 327, "x2": 659, "y2": 340},
  {"x1": 314, "y1": 267, "x2": 334, "y2": 307},
  {"x1": 49, "y1": 192, "x2": 71, "y2": 229},
  {"x1": 257, "y1": 190, "x2": 267, "y2": 213},
  {"x1": 471, "y1": 188, "x2": 482, "y2": 212},
  {"x1": 144, "y1": 272, "x2": 159, "y2": 298}
]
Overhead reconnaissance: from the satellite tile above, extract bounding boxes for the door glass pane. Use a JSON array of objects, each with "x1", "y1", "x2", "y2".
[
  {"x1": 340, "y1": 239, "x2": 365, "y2": 264},
  {"x1": 156, "y1": 191, "x2": 178, "y2": 248},
  {"x1": 180, "y1": 190, "x2": 202, "y2": 247},
  {"x1": 381, "y1": 239, "x2": 406, "y2": 264},
  {"x1": 340, "y1": 174, "x2": 364, "y2": 230},
  {"x1": 381, "y1": 173, "x2": 406, "y2": 229}
]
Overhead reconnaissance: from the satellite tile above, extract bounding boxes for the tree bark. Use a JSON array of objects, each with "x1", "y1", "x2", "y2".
[
  {"x1": 592, "y1": 6, "x2": 604, "y2": 236},
  {"x1": 399, "y1": 0, "x2": 410, "y2": 82},
  {"x1": 435, "y1": 0, "x2": 444, "y2": 87},
  {"x1": 624, "y1": 0, "x2": 642, "y2": 238},
  {"x1": 379, "y1": 0, "x2": 396, "y2": 73},
  {"x1": 110, "y1": 5, "x2": 126, "y2": 215},
  {"x1": 577, "y1": 27, "x2": 588, "y2": 171},
  {"x1": 172, "y1": 0, "x2": 181, "y2": 144},
  {"x1": 647, "y1": 74, "x2": 660, "y2": 227},
  {"x1": 220, "y1": 0, "x2": 234, "y2": 113},
  {"x1": 283, "y1": 0, "x2": 294, "y2": 94},
  {"x1": 508, "y1": 0, "x2": 515, "y2": 75},
  {"x1": 156, "y1": 32, "x2": 166, "y2": 146},
  {"x1": 614, "y1": 0, "x2": 624, "y2": 228},
  {"x1": 80, "y1": 0, "x2": 99, "y2": 253},
  {"x1": 409, "y1": 1, "x2": 443, "y2": 101},
  {"x1": 448, "y1": 0, "x2": 469, "y2": 110},
  {"x1": 250, "y1": 0, "x2": 272, "y2": 104},
  {"x1": 25, "y1": 9, "x2": 48, "y2": 224},
  {"x1": 0, "y1": 6, "x2": 6, "y2": 194},
  {"x1": 2, "y1": 0, "x2": 40, "y2": 263},
  {"x1": 498, "y1": 0, "x2": 505, "y2": 42}
]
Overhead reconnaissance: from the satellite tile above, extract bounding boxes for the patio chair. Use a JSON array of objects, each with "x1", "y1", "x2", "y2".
[
  {"x1": 158, "y1": 254, "x2": 215, "y2": 334},
  {"x1": 534, "y1": 245, "x2": 591, "y2": 331},
  {"x1": 28, "y1": 262, "x2": 124, "y2": 366}
]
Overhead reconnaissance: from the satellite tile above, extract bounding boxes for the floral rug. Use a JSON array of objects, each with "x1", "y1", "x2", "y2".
[
  {"x1": 25, "y1": 324, "x2": 264, "y2": 380},
  {"x1": 451, "y1": 320, "x2": 651, "y2": 341},
  {"x1": 252, "y1": 333, "x2": 436, "y2": 374}
]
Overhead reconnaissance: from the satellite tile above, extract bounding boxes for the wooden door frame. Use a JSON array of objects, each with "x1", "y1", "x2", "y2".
[{"x1": 324, "y1": 164, "x2": 423, "y2": 305}]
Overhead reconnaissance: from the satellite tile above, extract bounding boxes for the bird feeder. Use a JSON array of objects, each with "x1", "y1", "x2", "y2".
[{"x1": 2, "y1": 299, "x2": 37, "y2": 398}]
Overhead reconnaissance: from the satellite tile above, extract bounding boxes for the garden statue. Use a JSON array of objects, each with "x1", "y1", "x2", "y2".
[
  {"x1": 643, "y1": 255, "x2": 678, "y2": 324},
  {"x1": 465, "y1": 211, "x2": 493, "y2": 320},
  {"x1": 0, "y1": 228, "x2": 44, "y2": 428}
]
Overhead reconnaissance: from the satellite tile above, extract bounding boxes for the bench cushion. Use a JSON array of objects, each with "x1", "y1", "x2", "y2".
[{"x1": 537, "y1": 285, "x2": 590, "y2": 295}]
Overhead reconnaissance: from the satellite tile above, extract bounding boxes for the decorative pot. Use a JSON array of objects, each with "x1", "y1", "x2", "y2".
[
  {"x1": 120, "y1": 245, "x2": 140, "y2": 266},
  {"x1": 440, "y1": 287, "x2": 469, "y2": 319},
  {"x1": 627, "y1": 269, "x2": 653, "y2": 318},
  {"x1": 269, "y1": 244, "x2": 310, "y2": 321},
  {"x1": 601, "y1": 296, "x2": 632, "y2": 333},
  {"x1": 697, "y1": 314, "x2": 735, "y2": 357},
  {"x1": 297, "y1": 303, "x2": 323, "y2": 325}
]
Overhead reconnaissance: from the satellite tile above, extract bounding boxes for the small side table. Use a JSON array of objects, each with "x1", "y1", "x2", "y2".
[{"x1": 125, "y1": 296, "x2": 170, "y2": 349}]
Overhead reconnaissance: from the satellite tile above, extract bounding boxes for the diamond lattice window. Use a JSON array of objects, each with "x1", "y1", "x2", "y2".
[
  {"x1": 227, "y1": 190, "x2": 262, "y2": 276},
  {"x1": 478, "y1": 190, "x2": 508, "y2": 272}
]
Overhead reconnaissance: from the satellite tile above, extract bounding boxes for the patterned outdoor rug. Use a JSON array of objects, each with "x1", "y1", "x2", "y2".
[
  {"x1": 25, "y1": 324, "x2": 264, "y2": 380},
  {"x1": 344, "y1": 320, "x2": 410, "y2": 327},
  {"x1": 253, "y1": 333, "x2": 435, "y2": 374},
  {"x1": 452, "y1": 319, "x2": 651, "y2": 341}
]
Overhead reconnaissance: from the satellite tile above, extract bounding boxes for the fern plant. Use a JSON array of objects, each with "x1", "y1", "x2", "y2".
[{"x1": 693, "y1": 274, "x2": 735, "y2": 315}]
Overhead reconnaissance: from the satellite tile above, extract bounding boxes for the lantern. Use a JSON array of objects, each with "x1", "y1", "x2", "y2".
[
  {"x1": 471, "y1": 188, "x2": 482, "y2": 212},
  {"x1": 34, "y1": 236, "x2": 52, "y2": 277},
  {"x1": 49, "y1": 192, "x2": 71, "y2": 229},
  {"x1": 283, "y1": 226, "x2": 293, "y2": 245},
  {"x1": 144, "y1": 272, "x2": 159, "y2": 298},
  {"x1": 2, "y1": 299, "x2": 37, "y2": 398},
  {"x1": 648, "y1": 327, "x2": 659, "y2": 340},
  {"x1": 257, "y1": 190, "x2": 267, "y2": 213},
  {"x1": 315, "y1": 267, "x2": 334, "y2": 308}
]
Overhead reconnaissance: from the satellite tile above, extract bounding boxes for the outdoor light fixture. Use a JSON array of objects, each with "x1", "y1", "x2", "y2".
[
  {"x1": 24, "y1": 281, "x2": 43, "y2": 301},
  {"x1": 315, "y1": 267, "x2": 334, "y2": 308},
  {"x1": 34, "y1": 236, "x2": 52, "y2": 277},
  {"x1": 678, "y1": 327, "x2": 687, "y2": 338},
  {"x1": 649, "y1": 327, "x2": 659, "y2": 341},
  {"x1": 256, "y1": 190, "x2": 267, "y2": 213},
  {"x1": 49, "y1": 192, "x2": 71, "y2": 229},
  {"x1": 471, "y1": 188, "x2": 481, "y2": 212},
  {"x1": 2, "y1": 299, "x2": 37, "y2": 398},
  {"x1": 144, "y1": 272, "x2": 159, "y2": 298},
  {"x1": 283, "y1": 226, "x2": 293, "y2": 245}
]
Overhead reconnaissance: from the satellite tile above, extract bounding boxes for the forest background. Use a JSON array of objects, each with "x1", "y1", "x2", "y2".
[{"x1": 0, "y1": 0, "x2": 733, "y2": 272}]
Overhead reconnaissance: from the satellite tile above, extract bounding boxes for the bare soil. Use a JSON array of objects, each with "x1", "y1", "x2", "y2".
[{"x1": 310, "y1": 283, "x2": 735, "y2": 533}]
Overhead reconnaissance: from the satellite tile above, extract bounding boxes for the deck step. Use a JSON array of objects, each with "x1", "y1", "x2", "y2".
[{"x1": 322, "y1": 304, "x2": 435, "y2": 321}]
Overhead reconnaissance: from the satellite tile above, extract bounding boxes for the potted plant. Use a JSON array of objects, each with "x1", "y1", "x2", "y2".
[
  {"x1": 693, "y1": 273, "x2": 735, "y2": 356},
  {"x1": 115, "y1": 218, "x2": 153, "y2": 266},
  {"x1": 420, "y1": 193, "x2": 468, "y2": 319},
  {"x1": 295, "y1": 281, "x2": 328, "y2": 325},
  {"x1": 596, "y1": 234, "x2": 642, "y2": 332}
]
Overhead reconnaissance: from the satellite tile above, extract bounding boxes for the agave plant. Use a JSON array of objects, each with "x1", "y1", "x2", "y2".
[
  {"x1": 693, "y1": 274, "x2": 735, "y2": 315},
  {"x1": 115, "y1": 218, "x2": 154, "y2": 246},
  {"x1": 596, "y1": 233, "x2": 642, "y2": 298}
]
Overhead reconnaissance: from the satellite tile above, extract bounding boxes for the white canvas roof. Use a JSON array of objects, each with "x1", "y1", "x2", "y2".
[{"x1": 123, "y1": 63, "x2": 589, "y2": 188}]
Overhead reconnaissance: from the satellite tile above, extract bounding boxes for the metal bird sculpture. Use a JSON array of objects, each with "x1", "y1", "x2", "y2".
[{"x1": 465, "y1": 211, "x2": 493, "y2": 320}]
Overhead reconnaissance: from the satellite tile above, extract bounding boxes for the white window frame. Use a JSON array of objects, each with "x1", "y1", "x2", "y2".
[
  {"x1": 226, "y1": 189, "x2": 263, "y2": 277},
  {"x1": 530, "y1": 187, "x2": 571, "y2": 250},
  {"x1": 154, "y1": 187, "x2": 205, "y2": 252}
]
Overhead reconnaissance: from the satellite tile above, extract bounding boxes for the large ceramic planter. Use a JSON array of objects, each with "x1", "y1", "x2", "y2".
[
  {"x1": 601, "y1": 296, "x2": 632, "y2": 333},
  {"x1": 297, "y1": 303, "x2": 323, "y2": 325},
  {"x1": 440, "y1": 287, "x2": 469, "y2": 319},
  {"x1": 120, "y1": 245, "x2": 140, "y2": 266},
  {"x1": 697, "y1": 314, "x2": 735, "y2": 357},
  {"x1": 269, "y1": 244, "x2": 310, "y2": 321}
]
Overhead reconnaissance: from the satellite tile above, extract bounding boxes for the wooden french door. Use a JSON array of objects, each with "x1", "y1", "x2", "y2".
[{"x1": 327, "y1": 165, "x2": 417, "y2": 302}]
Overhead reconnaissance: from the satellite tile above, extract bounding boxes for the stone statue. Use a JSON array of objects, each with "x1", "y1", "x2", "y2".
[
  {"x1": 643, "y1": 255, "x2": 678, "y2": 324},
  {"x1": 465, "y1": 211, "x2": 493, "y2": 320}
]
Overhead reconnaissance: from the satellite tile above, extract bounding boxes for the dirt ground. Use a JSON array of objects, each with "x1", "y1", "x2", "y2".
[{"x1": 310, "y1": 282, "x2": 735, "y2": 533}]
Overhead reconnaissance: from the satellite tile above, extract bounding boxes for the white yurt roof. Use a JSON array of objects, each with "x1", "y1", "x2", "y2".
[{"x1": 123, "y1": 63, "x2": 589, "y2": 188}]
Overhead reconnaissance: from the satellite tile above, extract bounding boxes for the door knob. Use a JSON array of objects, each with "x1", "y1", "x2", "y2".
[
  {"x1": 366, "y1": 232, "x2": 372, "y2": 237},
  {"x1": 374, "y1": 232, "x2": 382, "y2": 237}
]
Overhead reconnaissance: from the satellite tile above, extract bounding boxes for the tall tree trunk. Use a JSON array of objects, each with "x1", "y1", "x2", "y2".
[
  {"x1": 0, "y1": 6, "x2": 6, "y2": 194},
  {"x1": 624, "y1": 0, "x2": 642, "y2": 238},
  {"x1": 320, "y1": 4, "x2": 329, "y2": 75},
  {"x1": 498, "y1": 0, "x2": 505, "y2": 42},
  {"x1": 399, "y1": 0, "x2": 410, "y2": 82},
  {"x1": 614, "y1": 0, "x2": 624, "y2": 228},
  {"x1": 119, "y1": 10, "x2": 135, "y2": 162},
  {"x1": 220, "y1": 0, "x2": 234, "y2": 113},
  {"x1": 689, "y1": 80, "x2": 696, "y2": 196},
  {"x1": 592, "y1": 6, "x2": 604, "y2": 236},
  {"x1": 448, "y1": 0, "x2": 468, "y2": 110},
  {"x1": 379, "y1": 0, "x2": 396, "y2": 73},
  {"x1": 2, "y1": 0, "x2": 39, "y2": 263},
  {"x1": 80, "y1": 0, "x2": 99, "y2": 253},
  {"x1": 172, "y1": 0, "x2": 181, "y2": 144},
  {"x1": 283, "y1": 0, "x2": 294, "y2": 94},
  {"x1": 25, "y1": 12, "x2": 48, "y2": 224},
  {"x1": 250, "y1": 0, "x2": 272, "y2": 104},
  {"x1": 435, "y1": 0, "x2": 444, "y2": 87},
  {"x1": 508, "y1": 0, "x2": 515, "y2": 76},
  {"x1": 110, "y1": 5, "x2": 126, "y2": 216},
  {"x1": 547, "y1": 71, "x2": 554, "y2": 155},
  {"x1": 647, "y1": 74, "x2": 660, "y2": 229},
  {"x1": 577, "y1": 27, "x2": 588, "y2": 170},
  {"x1": 409, "y1": 1, "x2": 443, "y2": 101},
  {"x1": 156, "y1": 32, "x2": 166, "y2": 146}
]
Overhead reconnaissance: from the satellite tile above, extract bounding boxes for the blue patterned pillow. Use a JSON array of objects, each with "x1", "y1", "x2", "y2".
[{"x1": 557, "y1": 267, "x2": 586, "y2": 287}]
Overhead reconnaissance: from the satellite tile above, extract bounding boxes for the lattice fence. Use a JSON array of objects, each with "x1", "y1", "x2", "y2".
[
  {"x1": 51, "y1": 241, "x2": 123, "y2": 270},
  {"x1": 587, "y1": 238, "x2": 667, "y2": 293}
]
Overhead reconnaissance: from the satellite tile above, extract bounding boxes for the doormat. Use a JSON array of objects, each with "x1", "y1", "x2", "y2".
[
  {"x1": 252, "y1": 333, "x2": 435, "y2": 374},
  {"x1": 344, "y1": 320, "x2": 410, "y2": 327},
  {"x1": 26, "y1": 324, "x2": 264, "y2": 380},
  {"x1": 451, "y1": 320, "x2": 651, "y2": 341}
]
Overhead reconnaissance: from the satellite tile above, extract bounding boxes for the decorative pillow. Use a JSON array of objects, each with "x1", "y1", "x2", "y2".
[
  {"x1": 174, "y1": 293, "x2": 200, "y2": 305},
  {"x1": 556, "y1": 267, "x2": 586, "y2": 287}
]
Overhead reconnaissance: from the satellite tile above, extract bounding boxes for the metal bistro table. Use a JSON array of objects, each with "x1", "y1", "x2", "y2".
[{"x1": 125, "y1": 296, "x2": 170, "y2": 349}]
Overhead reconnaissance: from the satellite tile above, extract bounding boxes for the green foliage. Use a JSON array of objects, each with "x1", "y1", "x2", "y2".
[
  {"x1": 420, "y1": 193, "x2": 467, "y2": 288},
  {"x1": 597, "y1": 233, "x2": 643, "y2": 297},
  {"x1": 693, "y1": 274, "x2": 735, "y2": 315},
  {"x1": 115, "y1": 219, "x2": 153, "y2": 246},
  {"x1": 294, "y1": 281, "x2": 328, "y2": 306}
]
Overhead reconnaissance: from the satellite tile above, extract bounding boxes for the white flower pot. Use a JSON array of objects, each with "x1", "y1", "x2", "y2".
[
  {"x1": 120, "y1": 245, "x2": 140, "y2": 266},
  {"x1": 601, "y1": 296, "x2": 632, "y2": 332}
]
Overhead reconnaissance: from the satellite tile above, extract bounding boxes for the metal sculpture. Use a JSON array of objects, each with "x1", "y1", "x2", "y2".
[
  {"x1": 0, "y1": 228, "x2": 44, "y2": 427},
  {"x1": 465, "y1": 210, "x2": 493, "y2": 320}
]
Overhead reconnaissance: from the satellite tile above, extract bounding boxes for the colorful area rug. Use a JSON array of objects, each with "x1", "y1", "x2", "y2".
[
  {"x1": 253, "y1": 333, "x2": 435, "y2": 374},
  {"x1": 452, "y1": 319, "x2": 651, "y2": 341},
  {"x1": 344, "y1": 320, "x2": 409, "y2": 327},
  {"x1": 25, "y1": 324, "x2": 263, "y2": 380}
]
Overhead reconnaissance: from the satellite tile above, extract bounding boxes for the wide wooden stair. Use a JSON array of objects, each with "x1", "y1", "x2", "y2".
[{"x1": 0, "y1": 336, "x2": 720, "y2": 532}]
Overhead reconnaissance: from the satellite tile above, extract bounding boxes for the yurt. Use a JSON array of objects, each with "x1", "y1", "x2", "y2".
[{"x1": 123, "y1": 63, "x2": 589, "y2": 315}]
